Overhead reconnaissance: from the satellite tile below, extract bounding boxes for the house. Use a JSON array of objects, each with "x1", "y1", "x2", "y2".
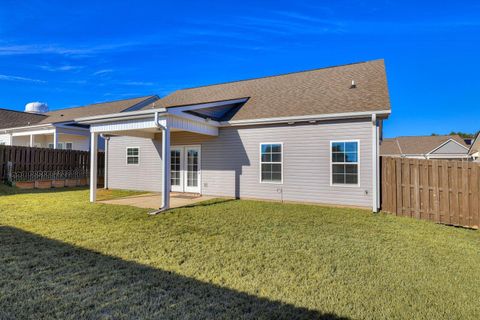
[
  {"x1": 0, "y1": 96, "x2": 158, "y2": 150},
  {"x1": 76, "y1": 59, "x2": 391, "y2": 212},
  {"x1": 469, "y1": 132, "x2": 480, "y2": 162},
  {"x1": 380, "y1": 135, "x2": 470, "y2": 160}
]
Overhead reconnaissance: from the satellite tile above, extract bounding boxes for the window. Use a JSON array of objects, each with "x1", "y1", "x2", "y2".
[
  {"x1": 0, "y1": 142, "x2": 5, "y2": 145},
  {"x1": 65, "y1": 142, "x2": 73, "y2": 150},
  {"x1": 331, "y1": 141, "x2": 359, "y2": 185},
  {"x1": 57, "y1": 142, "x2": 64, "y2": 150},
  {"x1": 127, "y1": 147, "x2": 139, "y2": 165},
  {"x1": 260, "y1": 143, "x2": 282, "y2": 183},
  {"x1": 48, "y1": 143, "x2": 54, "y2": 149}
]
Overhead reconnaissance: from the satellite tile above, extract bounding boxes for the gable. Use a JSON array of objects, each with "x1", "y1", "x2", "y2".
[{"x1": 430, "y1": 140, "x2": 468, "y2": 155}]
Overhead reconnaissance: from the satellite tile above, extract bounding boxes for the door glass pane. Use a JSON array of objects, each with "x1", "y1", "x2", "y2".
[
  {"x1": 171, "y1": 150, "x2": 181, "y2": 186},
  {"x1": 187, "y1": 149, "x2": 199, "y2": 187}
]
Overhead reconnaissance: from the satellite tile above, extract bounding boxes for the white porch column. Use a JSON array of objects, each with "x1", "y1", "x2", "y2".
[
  {"x1": 29, "y1": 135, "x2": 34, "y2": 147},
  {"x1": 104, "y1": 136, "x2": 109, "y2": 189},
  {"x1": 90, "y1": 132, "x2": 98, "y2": 202},
  {"x1": 53, "y1": 129, "x2": 58, "y2": 149},
  {"x1": 161, "y1": 125, "x2": 171, "y2": 209}
]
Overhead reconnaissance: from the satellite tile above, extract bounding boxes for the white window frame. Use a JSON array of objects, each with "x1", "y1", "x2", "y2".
[
  {"x1": 126, "y1": 147, "x2": 140, "y2": 165},
  {"x1": 259, "y1": 142, "x2": 283, "y2": 184},
  {"x1": 330, "y1": 140, "x2": 360, "y2": 187},
  {"x1": 65, "y1": 142, "x2": 73, "y2": 150}
]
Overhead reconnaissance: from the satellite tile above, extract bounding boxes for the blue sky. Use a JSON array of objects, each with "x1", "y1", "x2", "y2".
[{"x1": 0, "y1": 0, "x2": 479, "y2": 137}]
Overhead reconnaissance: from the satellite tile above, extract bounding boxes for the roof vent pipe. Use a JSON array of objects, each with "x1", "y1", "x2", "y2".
[{"x1": 350, "y1": 80, "x2": 356, "y2": 89}]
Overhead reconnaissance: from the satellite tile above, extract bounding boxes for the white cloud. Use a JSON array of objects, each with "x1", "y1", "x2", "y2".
[
  {"x1": 40, "y1": 65, "x2": 83, "y2": 72},
  {"x1": 93, "y1": 69, "x2": 114, "y2": 76},
  {"x1": 121, "y1": 81, "x2": 155, "y2": 86},
  {"x1": 0, "y1": 74, "x2": 45, "y2": 83}
]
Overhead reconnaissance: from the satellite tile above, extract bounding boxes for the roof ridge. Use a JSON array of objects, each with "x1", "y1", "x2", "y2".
[
  {"x1": 0, "y1": 108, "x2": 48, "y2": 117},
  {"x1": 396, "y1": 135, "x2": 455, "y2": 138},
  {"x1": 180, "y1": 59, "x2": 384, "y2": 91},
  {"x1": 395, "y1": 138, "x2": 404, "y2": 155},
  {"x1": 46, "y1": 95, "x2": 157, "y2": 113}
]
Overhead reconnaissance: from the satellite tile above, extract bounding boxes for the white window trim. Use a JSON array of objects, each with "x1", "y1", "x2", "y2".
[
  {"x1": 126, "y1": 146, "x2": 140, "y2": 166},
  {"x1": 259, "y1": 142, "x2": 283, "y2": 184},
  {"x1": 330, "y1": 140, "x2": 361, "y2": 187}
]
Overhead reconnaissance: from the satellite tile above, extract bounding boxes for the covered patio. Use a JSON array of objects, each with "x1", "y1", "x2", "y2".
[
  {"x1": 9, "y1": 123, "x2": 90, "y2": 150},
  {"x1": 78, "y1": 102, "x2": 228, "y2": 212}
]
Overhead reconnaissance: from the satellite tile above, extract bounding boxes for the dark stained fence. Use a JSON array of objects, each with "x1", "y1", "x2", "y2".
[
  {"x1": 0, "y1": 145, "x2": 104, "y2": 181},
  {"x1": 381, "y1": 156, "x2": 480, "y2": 229}
]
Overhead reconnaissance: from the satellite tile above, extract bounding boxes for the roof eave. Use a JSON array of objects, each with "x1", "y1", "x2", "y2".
[{"x1": 220, "y1": 109, "x2": 391, "y2": 127}]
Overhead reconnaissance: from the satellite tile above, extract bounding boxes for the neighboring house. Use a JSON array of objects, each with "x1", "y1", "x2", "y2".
[
  {"x1": 469, "y1": 132, "x2": 480, "y2": 162},
  {"x1": 380, "y1": 135, "x2": 470, "y2": 160},
  {"x1": 0, "y1": 96, "x2": 158, "y2": 151},
  {"x1": 76, "y1": 59, "x2": 391, "y2": 212}
]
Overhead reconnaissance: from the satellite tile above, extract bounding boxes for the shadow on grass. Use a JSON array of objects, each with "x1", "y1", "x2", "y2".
[
  {"x1": 0, "y1": 184, "x2": 88, "y2": 196},
  {"x1": 0, "y1": 226, "x2": 348, "y2": 320},
  {"x1": 180, "y1": 198, "x2": 238, "y2": 209}
]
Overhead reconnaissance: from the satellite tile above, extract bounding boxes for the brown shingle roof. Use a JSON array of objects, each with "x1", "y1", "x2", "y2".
[
  {"x1": 141, "y1": 59, "x2": 390, "y2": 121},
  {"x1": 0, "y1": 109, "x2": 47, "y2": 130},
  {"x1": 0, "y1": 96, "x2": 158, "y2": 129},
  {"x1": 39, "y1": 95, "x2": 158, "y2": 124},
  {"x1": 381, "y1": 135, "x2": 468, "y2": 156}
]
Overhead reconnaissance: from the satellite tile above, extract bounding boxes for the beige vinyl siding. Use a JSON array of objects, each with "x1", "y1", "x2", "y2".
[
  {"x1": 430, "y1": 140, "x2": 468, "y2": 155},
  {"x1": 107, "y1": 119, "x2": 373, "y2": 207},
  {"x1": 108, "y1": 136, "x2": 164, "y2": 192},
  {"x1": 0, "y1": 134, "x2": 11, "y2": 145}
]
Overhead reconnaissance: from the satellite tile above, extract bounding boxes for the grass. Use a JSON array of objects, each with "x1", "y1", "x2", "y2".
[{"x1": 0, "y1": 187, "x2": 479, "y2": 319}]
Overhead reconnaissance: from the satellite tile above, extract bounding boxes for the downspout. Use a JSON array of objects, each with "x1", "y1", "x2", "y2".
[
  {"x1": 149, "y1": 111, "x2": 170, "y2": 214},
  {"x1": 100, "y1": 134, "x2": 110, "y2": 189},
  {"x1": 372, "y1": 114, "x2": 379, "y2": 213}
]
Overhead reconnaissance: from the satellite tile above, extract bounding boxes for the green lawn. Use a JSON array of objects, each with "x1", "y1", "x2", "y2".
[{"x1": 0, "y1": 187, "x2": 479, "y2": 319}]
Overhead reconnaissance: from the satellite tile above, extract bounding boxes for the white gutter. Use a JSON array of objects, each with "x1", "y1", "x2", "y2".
[
  {"x1": 221, "y1": 109, "x2": 391, "y2": 126},
  {"x1": 100, "y1": 134, "x2": 110, "y2": 189},
  {"x1": 2, "y1": 123, "x2": 54, "y2": 132},
  {"x1": 372, "y1": 114, "x2": 379, "y2": 213},
  {"x1": 76, "y1": 107, "x2": 167, "y2": 123},
  {"x1": 149, "y1": 111, "x2": 171, "y2": 214}
]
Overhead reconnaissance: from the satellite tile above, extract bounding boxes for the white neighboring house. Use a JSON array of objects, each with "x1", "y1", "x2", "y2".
[
  {"x1": 0, "y1": 96, "x2": 159, "y2": 151},
  {"x1": 380, "y1": 135, "x2": 471, "y2": 160}
]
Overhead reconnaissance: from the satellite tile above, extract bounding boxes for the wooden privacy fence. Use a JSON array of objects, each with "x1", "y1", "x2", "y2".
[
  {"x1": 381, "y1": 157, "x2": 480, "y2": 229},
  {"x1": 0, "y1": 145, "x2": 104, "y2": 181}
]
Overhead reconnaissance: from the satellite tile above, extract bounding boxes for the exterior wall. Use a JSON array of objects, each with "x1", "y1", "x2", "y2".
[
  {"x1": 108, "y1": 136, "x2": 164, "y2": 192},
  {"x1": 430, "y1": 140, "x2": 468, "y2": 155},
  {"x1": 11, "y1": 135, "x2": 30, "y2": 146},
  {"x1": 107, "y1": 119, "x2": 374, "y2": 208},
  {"x1": 0, "y1": 134, "x2": 12, "y2": 145}
]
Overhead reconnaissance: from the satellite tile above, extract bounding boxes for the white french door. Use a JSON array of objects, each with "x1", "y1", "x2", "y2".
[{"x1": 170, "y1": 145, "x2": 201, "y2": 193}]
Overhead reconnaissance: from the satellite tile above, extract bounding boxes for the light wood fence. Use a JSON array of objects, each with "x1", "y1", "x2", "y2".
[{"x1": 381, "y1": 157, "x2": 479, "y2": 229}]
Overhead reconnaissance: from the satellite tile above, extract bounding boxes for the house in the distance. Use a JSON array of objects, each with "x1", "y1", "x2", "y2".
[
  {"x1": 76, "y1": 59, "x2": 391, "y2": 212},
  {"x1": 469, "y1": 132, "x2": 480, "y2": 162},
  {"x1": 0, "y1": 96, "x2": 158, "y2": 150},
  {"x1": 380, "y1": 135, "x2": 470, "y2": 160}
]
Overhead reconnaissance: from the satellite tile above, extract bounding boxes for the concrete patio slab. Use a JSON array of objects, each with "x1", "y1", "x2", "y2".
[{"x1": 99, "y1": 192, "x2": 216, "y2": 209}]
